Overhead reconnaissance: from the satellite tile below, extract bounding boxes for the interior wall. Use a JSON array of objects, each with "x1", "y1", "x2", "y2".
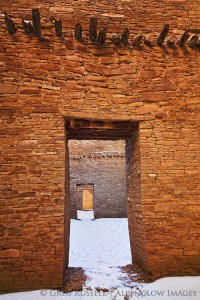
[{"x1": 69, "y1": 140, "x2": 127, "y2": 218}]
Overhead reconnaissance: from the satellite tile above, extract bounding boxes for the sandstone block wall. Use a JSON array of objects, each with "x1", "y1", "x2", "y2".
[
  {"x1": 0, "y1": 0, "x2": 200, "y2": 292},
  {"x1": 69, "y1": 140, "x2": 127, "y2": 219}
]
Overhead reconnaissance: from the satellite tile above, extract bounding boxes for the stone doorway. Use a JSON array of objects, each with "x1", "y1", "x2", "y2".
[{"x1": 64, "y1": 118, "x2": 146, "y2": 283}]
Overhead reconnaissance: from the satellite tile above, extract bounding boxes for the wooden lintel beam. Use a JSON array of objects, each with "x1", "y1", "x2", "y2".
[
  {"x1": 67, "y1": 132, "x2": 134, "y2": 140},
  {"x1": 4, "y1": 12, "x2": 17, "y2": 34},
  {"x1": 67, "y1": 119, "x2": 132, "y2": 130},
  {"x1": 157, "y1": 24, "x2": 169, "y2": 46}
]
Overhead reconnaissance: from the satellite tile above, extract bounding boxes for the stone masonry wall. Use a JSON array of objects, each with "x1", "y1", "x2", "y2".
[
  {"x1": 69, "y1": 140, "x2": 127, "y2": 219},
  {"x1": 0, "y1": 0, "x2": 200, "y2": 292},
  {"x1": 140, "y1": 120, "x2": 200, "y2": 278},
  {"x1": 126, "y1": 127, "x2": 149, "y2": 273}
]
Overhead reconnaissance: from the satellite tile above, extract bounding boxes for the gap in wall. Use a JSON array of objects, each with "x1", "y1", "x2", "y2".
[
  {"x1": 69, "y1": 139, "x2": 127, "y2": 219},
  {"x1": 64, "y1": 118, "x2": 140, "y2": 285},
  {"x1": 68, "y1": 138, "x2": 131, "y2": 270}
]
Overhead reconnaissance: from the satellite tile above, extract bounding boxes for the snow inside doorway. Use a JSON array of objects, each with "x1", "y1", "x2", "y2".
[
  {"x1": 69, "y1": 218, "x2": 131, "y2": 268},
  {"x1": 77, "y1": 210, "x2": 94, "y2": 219},
  {"x1": 68, "y1": 138, "x2": 132, "y2": 289},
  {"x1": 68, "y1": 217, "x2": 132, "y2": 289}
]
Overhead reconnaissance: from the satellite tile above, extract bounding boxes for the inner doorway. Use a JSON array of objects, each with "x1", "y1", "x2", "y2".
[
  {"x1": 82, "y1": 189, "x2": 93, "y2": 210},
  {"x1": 76, "y1": 184, "x2": 94, "y2": 219}
]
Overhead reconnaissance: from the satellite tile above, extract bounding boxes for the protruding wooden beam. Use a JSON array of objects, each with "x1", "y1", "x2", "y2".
[
  {"x1": 89, "y1": 17, "x2": 97, "y2": 41},
  {"x1": 196, "y1": 37, "x2": 200, "y2": 48},
  {"x1": 74, "y1": 23, "x2": 83, "y2": 41},
  {"x1": 22, "y1": 19, "x2": 33, "y2": 34},
  {"x1": 97, "y1": 28, "x2": 107, "y2": 45},
  {"x1": 4, "y1": 12, "x2": 17, "y2": 34},
  {"x1": 177, "y1": 31, "x2": 189, "y2": 47},
  {"x1": 166, "y1": 36, "x2": 176, "y2": 49},
  {"x1": 157, "y1": 24, "x2": 169, "y2": 46},
  {"x1": 32, "y1": 8, "x2": 41, "y2": 37},
  {"x1": 188, "y1": 34, "x2": 199, "y2": 48},
  {"x1": 132, "y1": 34, "x2": 143, "y2": 47},
  {"x1": 121, "y1": 28, "x2": 130, "y2": 45},
  {"x1": 144, "y1": 35, "x2": 154, "y2": 47},
  {"x1": 112, "y1": 35, "x2": 121, "y2": 47},
  {"x1": 55, "y1": 19, "x2": 63, "y2": 37}
]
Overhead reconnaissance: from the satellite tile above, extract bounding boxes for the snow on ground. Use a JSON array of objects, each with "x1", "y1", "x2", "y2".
[
  {"x1": 69, "y1": 215, "x2": 131, "y2": 268},
  {"x1": 1, "y1": 277, "x2": 200, "y2": 300},
  {"x1": 77, "y1": 210, "x2": 94, "y2": 220},
  {"x1": 69, "y1": 214, "x2": 132, "y2": 289},
  {"x1": 1, "y1": 216, "x2": 200, "y2": 300}
]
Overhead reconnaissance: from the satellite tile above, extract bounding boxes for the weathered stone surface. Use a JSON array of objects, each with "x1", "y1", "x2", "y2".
[
  {"x1": 0, "y1": 0, "x2": 200, "y2": 293},
  {"x1": 0, "y1": 249, "x2": 20, "y2": 259},
  {"x1": 0, "y1": 84, "x2": 17, "y2": 94}
]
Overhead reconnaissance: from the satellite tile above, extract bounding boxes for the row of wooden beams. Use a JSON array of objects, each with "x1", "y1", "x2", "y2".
[
  {"x1": 3, "y1": 11, "x2": 200, "y2": 49},
  {"x1": 66, "y1": 118, "x2": 137, "y2": 140}
]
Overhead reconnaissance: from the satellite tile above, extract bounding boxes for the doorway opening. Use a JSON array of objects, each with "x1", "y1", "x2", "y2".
[
  {"x1": 76, "y1": 184, "x2": 94, "y2": 219},
  {"x1": 64, "y1": 118, "x2": 146, "y2": 289},
  {"x1": 82, "y1": 189, "x2": 93, "y2": 210}
]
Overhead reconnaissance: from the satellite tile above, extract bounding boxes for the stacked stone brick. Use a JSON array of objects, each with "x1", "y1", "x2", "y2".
[{"x1": 0, "y1": 0, "x2": 200, "y2": 293}]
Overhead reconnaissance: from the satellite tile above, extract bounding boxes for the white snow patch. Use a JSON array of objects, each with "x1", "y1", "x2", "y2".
[
  {"x1": 0, "y1": 277, "x2": 200, "y2": 300},
  {"x1": 77, "y1": 210, "x2": 94, "y2": 220},
  {"x1": 69, "y1": 218, "x2": 131, "y2": 268},
  {"x1": 69, "y1": 218, "x2": 132, "y2": 289}
]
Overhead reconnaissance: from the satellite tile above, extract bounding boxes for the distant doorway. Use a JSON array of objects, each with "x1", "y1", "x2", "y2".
[
  {"x1": 76, "y1": 184, "x2": 94, "y2": 211},
  {"x1": 83, "y1": 189, "x2": 93, "y2": 210}
]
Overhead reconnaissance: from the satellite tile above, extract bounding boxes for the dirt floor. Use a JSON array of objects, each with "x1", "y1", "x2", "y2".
[{"x1": 64, "y1": 263, "x2": 148, "y2": 292}]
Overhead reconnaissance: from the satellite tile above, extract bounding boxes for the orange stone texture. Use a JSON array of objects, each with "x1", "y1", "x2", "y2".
[{"x1": 0, "y1": 0, "x2": 200, "y2": 293}]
